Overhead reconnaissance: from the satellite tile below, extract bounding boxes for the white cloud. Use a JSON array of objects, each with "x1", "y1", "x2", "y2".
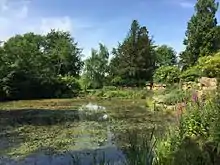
[
  {"x1": 0, "y1": 0, "x2": 113, "y2": 57},
  {"x1": 0, "y1": 0, "x2": 30, "y2": 40},
  {"x1": 0, "y1": 0, "x2": 76, "y2": 41}
]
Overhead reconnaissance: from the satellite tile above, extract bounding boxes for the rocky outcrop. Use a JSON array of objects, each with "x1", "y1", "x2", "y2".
[
  {"x1": 146, "y1": 83, "x2": 166, "y2": 90},
  {"x1": 198, "y1": 77, "x2": 217, "y2": 90}
]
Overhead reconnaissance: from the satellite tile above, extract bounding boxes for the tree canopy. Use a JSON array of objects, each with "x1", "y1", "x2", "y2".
[
  {"x1": 82, "y1": 43, "x2": 109, "y2": 89},
  {"x1": 155, "y1": 45, "x2": 177, "y2": 67},
  {"x1": 109, "y1": 20, "x2": 156, "y2": 86},
  {"x1": 0, "y1": 30, "x2": 83, "y2": 100},
  {"x1": 180, "y1": 0, "x2": 219, "y2": 69}
]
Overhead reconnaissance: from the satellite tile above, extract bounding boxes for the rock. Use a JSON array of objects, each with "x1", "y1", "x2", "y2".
[
  {"x1": 166, "y1": 105, "x2": 175, "y2": 111},
  {"x1": 151, "y1": 83, "x2": 166, "y2": 90},
  {"x1": 199, "y1": 77, "x2": 217, "y2": 90},
  {"x1": 182, "y1": 81, "x2": 197, "y2": 90}
]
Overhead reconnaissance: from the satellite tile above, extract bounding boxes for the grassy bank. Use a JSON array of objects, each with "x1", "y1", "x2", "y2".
[
  {"x1": 82, "y1": 86, "x2": 153, "y2": 99},
  {"x1": 155, "y1": 89, "x2": 220, "y2": 165}
]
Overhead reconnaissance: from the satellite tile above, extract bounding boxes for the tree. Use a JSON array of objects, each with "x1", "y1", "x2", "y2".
[
  {"x1": 155, "y1": 45, "x2": 177, "y2": 67},
  {"x1": 0, "y1": 30, "x2": 83, "y2": 100},
  {"x1": 153, "y1": 66, "x2": 180, "y2": 84},
  {"x1": 180, "y1": 0, "x2": 219, "y2": 68},
  {"x1": 109, "y1": 20, "x2": 156, "y2": 86},
  {"x1": 108, "y1": 46, "x2": 122, "y2": 85},
  {"x1": 83, "y1": 43, "x2": 109, "y2": 89},
  {"x1": 1, "y1": 33, "x2": 51, "y2": 99},
  {"x1": 44, "y1": 30, "x2": 83, "y2": 77}
]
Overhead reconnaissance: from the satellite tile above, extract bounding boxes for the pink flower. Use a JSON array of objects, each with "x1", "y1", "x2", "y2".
[{"x1": 192, "y1": 91, "x2": 199, "y2": 103}]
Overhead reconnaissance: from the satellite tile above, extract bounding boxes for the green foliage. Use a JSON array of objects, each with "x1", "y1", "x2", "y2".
[
  {"x1": 124, "y1": 129, "x2": 156, "y2": 165},
  {"x1": 179, "y1": 105, "x2": 209, "y2": 138},
  {"x1": 87, "y1": 88, "x2": 151, "y2": 99},
  {"x1": 0, "y1": 30, "x2": 83, "y2": 100},
  {"x1": 58, "y1": 75, "x2": 81, "y2": 96},
  {"x1": 180, "y1": 0, "x2": 219, "y2": 68},
  {"x1": 44, "y1": 30, "x2": 83, "y2": 77},
  {"x1": 110, "y1": 76, "x2": 123, "y2": 86},
  {"x1": 78, "y1": 74, "x2": 91, "y2": 91},
  {"x1": 180, "y1": 66, "x2": 202, "y2": 82},
  {"x1": 163, "y1": 89, "x2": 192, "y2": 105},
  {"x1": 153, "y1": 66, "x2": 180, "y2": 84},
  {"x1": 156, "y1": 93, "x2": 220, "y2": 165},
  {"x1": 102, "y1": 86, "x2": 117, "y2": 91},
  {"x1": 197, "y1": 53, "x2": 220, "y2": 77},
  {"x1": 109, "y1": 20, "x2": 156, "y2": 87},
  {"x1": 180, "y1": 52, "x2": 220, "y2": 81},
  {"x1": 83, "y1": 43, "x2": 109, "y2": 89},
  {"x1": 155, "y1": 45, "x2": 177, "y2": 67}
]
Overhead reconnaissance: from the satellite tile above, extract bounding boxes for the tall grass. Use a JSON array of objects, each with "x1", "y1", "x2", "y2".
[
  {"x1": 124, "y1": 128, "x2": 157, "y2": 165},
  {"x1": 69, "y1": 128, "x2": 157, "y2": 165},
  {"x1": 155, "y1": 89, "x2": 220, "y2": 165},
  {"x1": 87, "y1": 87, "x2": 153, "y2": 99}
]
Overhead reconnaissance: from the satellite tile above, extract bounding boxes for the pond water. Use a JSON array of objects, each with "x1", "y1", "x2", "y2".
[{"x1": 0, "y1": 99, "x2": 174, "y2": 165}]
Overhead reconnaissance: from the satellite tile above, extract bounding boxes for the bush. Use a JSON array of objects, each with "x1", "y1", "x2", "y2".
[
  {"x1": 87, "y1": 88, "x2": 151, "y2": 99},
  {"x1": 197, "y1": 53, "x2": 220, "y2": 78},
  {"x1": 58, "y1": 75, "x2": 81, "y2": 97},
  {"x1": 0, "y1": 70, "x2": 58, "y2": 100},
  {"x1": 180, "y1": 66, "x2": 201, "y2": 82},
  {"x1": 156, "y1": 92, "x2": 220, "y2": 165},
  {"x1": 78, "y1": 74, "x2": 91, "y2": 91},
  {"x1": 102, "y1": 86, "x2": 117, "y2": 91},
  {"x1": 111, "y1": 76, "x2": 123, "y2": 86},
  {"x1": 180, "y1": 53, "x2": 220, "y2": 82},
  {"x1": 153, "y1": 66, "x2": 180, "y2": 84},
  {"x1": 163, "y1": 89, "x2": 192, "y2": 105}
]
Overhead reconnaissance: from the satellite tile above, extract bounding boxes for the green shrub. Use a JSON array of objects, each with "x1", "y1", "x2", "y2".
[
  {"x1": 156, "y1": 93, "x2": 220, "y2": 165},
  {"x1": 103, "y1": 90, "x2": 131, "y2": 98},
  {"x1": 153, "y1": 66, "x2": 180, "y2": 84},
  {"x1": 91, "y1": 90, "x2": 104, "y2": 97},
  {"x1": 179, "y1": 103, "x2": 210, "y2": 138},
  {"x1": 163, "y1": 89, "x2": 192, "y2": 105},
  {"x1": 102, "y1": 86, "x2": 117, "y2": 91},
  {"x1": 180, "y1": 66, "x2": 201, "y2": 82},
  {"x1": 180, "y1": 53, "x2": 220, "y2": 81},
  {"x1": 78, "y1": 74, "x2": 91, "y2": 91},
  {"x1": 58, "y1": 75, "x2": 81, "y2": 97},
  {"x1": 197, "y1": 53, "x2": 220, "y2": 78},
  {"x1": 110, "y1": 76, "x2": 123, "y2": 86}
]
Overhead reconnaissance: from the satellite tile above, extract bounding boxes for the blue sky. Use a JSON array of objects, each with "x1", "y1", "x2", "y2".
[{"x1": 1, "y1": 0, "x2": 220, "y2": 57}]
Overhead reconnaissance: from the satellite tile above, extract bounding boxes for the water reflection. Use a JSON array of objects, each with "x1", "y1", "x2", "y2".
[
  {"x1": 0, "y1": 101, "x2": 168, "y2": 165},
  {"x1": 0, "y1": 129, "x2": 154, "y2": 165},
  {"x1": 0, "y1": 148, "x2": 125, "y2": 165},
  {"x1": 79, "y1": 103, "x2": 106, "y2": 111},
  {"x1": 77, "y1": 103, "x2": 108, "y2": 121}
]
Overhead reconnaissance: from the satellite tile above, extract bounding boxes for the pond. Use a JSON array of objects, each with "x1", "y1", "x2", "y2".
[{"x1": 0, "y1": 99, "x2": 174, "y2": 165}]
